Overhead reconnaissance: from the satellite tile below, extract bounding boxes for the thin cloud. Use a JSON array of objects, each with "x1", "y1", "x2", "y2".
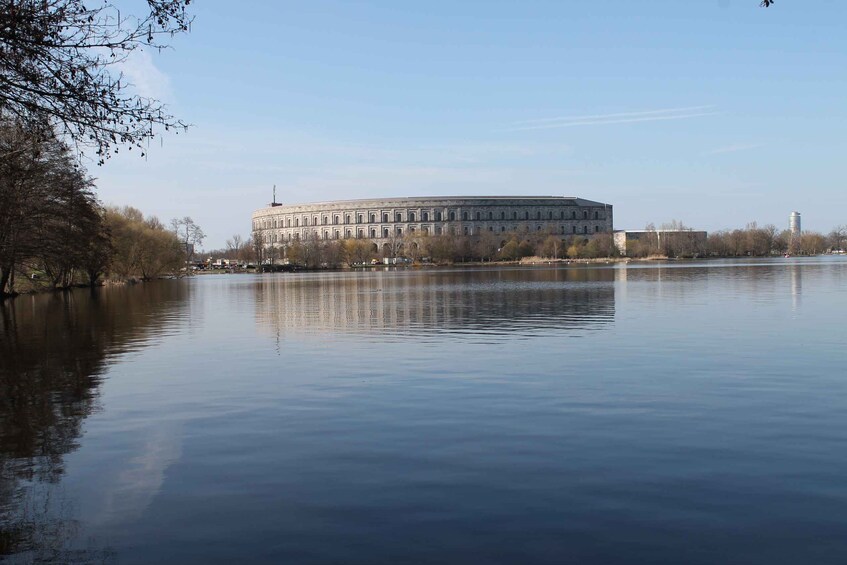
[
  {"x1": 703, "y1": 143, "x2": 763, "y2": 156},
  {"x1": 504, "y1": 106, "x2": 717, "y2": 131}
]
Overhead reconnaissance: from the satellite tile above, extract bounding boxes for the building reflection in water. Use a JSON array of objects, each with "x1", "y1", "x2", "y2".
[
  {"x1": 254, "y1": 267, "x2": 616, "y2": 342},
  {"x1": 0, "y1": 283, "x2": 189, "y2": 563}
]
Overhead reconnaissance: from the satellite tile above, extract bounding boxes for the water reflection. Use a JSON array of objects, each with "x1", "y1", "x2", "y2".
[
  {"x1": 254, "y1": 267, "x2": 616, "y2": 342},
  {"x1": 0, "y1": 283, "x2": 188, "y2": 563}
]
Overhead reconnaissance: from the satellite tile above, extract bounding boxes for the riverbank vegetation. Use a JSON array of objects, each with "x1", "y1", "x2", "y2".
[
  {"x1": 243, "y1": 221, "x2": 845, "y2": 271},
  {"x1": 0, "y1": 122, "x2": 202, "y2": 298}
]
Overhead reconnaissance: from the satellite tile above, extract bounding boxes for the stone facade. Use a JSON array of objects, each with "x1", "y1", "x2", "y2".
[{"x1": 252, "y1": 196, "x2": 613, "y2": 249}]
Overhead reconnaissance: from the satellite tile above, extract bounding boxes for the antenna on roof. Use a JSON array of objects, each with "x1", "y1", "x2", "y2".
[{"x1": 273, "y1": 184, "x2": 276, "y2": 205}]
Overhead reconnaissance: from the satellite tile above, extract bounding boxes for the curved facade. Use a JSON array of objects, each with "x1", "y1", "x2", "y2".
[{"x1": 252, "y1": 196, "x2": 613, "y2": 248}]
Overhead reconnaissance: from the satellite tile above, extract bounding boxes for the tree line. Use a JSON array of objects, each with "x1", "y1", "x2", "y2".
[
  {"x1": 0, "y1": 123, "x2": 204, "y2": 298},
  {"x1": 244, "y1": 219, "x2": 846, "y2": 270}
]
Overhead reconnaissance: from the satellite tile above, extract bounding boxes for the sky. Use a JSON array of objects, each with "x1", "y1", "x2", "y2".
[{"x1": 95, "y1": 0, "x2": 847, "y2": 249}]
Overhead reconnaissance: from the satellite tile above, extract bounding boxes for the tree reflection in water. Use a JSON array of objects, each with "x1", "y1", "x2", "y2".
[{"x1": 0, "y1": 283, "x2": 188, "y2": 563}]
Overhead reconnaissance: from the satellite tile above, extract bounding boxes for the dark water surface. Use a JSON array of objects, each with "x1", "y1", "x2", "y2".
[{"x1": 2, "y1": 259, "x2": 846, "y2": 564}]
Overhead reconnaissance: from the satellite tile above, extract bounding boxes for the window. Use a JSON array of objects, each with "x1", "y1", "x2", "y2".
[
  {"x1": 595, "y1": 226, "x2": 600, "y2": 233},
  {"x1": 370, "y1": 228, "x2": 376, "y2": 238},
  {"x1": 583, "y1": 210, "x2": 588, "y2": 220},
  {"x1": 370, "y1": 213, "x2": 376, "y2": 223},
  {"x1": 314, "y1": 217, "x2": 319, "y2": 225},
  {"x1": 273, "y1": 220, "x2": 278, "y2": 228},
  {"x1": 295, "y1": 218, "x2": 300, "y2": 227},
  {"x1": 335, "y1": 230, "x2": 340, "y2": 239},
  {"x1": 334, "y1": 216, "x2": 339, "y2": 225},
  {"x1": 537, "y1": 211, "x2": 541, "y2": 220},
  {"x1": 410, "y1": 226, "x2": 415, "y2": 233},
  {"x1": 383, "y1": 228, "x2": 389, "y2": 237},
  {"x1": 572, "y1": 211, "x2": 577, "y2": 219},
  {"x1": 594, "y1": 211, "x2": 599, "y2": 220},
  {"x1": 525, "y1": 211, "x2": 529, "y2": 220},
  {"x1": 463, "y1": 226, "x2": 468, "y2": 235},
  {"x1": 476, "y1": 212, "x2": 481, "y2": 221},
  {"x1": 548, "y1": 211, "x2": 553, "y2": 220},
  {"x1": 396, "y1": 213, "x2": 402, "y2": 222},
  {"x1": 358, "y1": 214, "x2": 363, "y2": 223},
  {"x1": 573, "y1": 226, "x2": 577, "y2": 234},
  {"x1": 397, "y1": 227, "x2": 402, "y2": 235},
  {"x1": 435, "y1": 226, "x2": 442, "y2": 235},
  {"x1": 383, "y1": 213, "x2": 389, "y2": 222},
  {"x1": 304, "y1": 217, "x2": 309, "y2": 226},
  {"x1": 500, "y1": 211, "x2": 505, "y2": 220},
  {"x1": 423, "y1": 211, "x2": 429, "y2": 221},
  {"x1": 513, "y1": 211, "x2": 517, "y2": 220},
  {"x1": 560, "y1": 211, "x2": 564, "y2": 220},
  {"x1": 449, "y1": 211, "x2": 456, "y2": 221},
  {"x1": 346, "y1": 230, "x2": 352, "y2": 238},
  {"x1": 488, "y1": 212, "x2": 493, "y2": 220},
  {"x1": 287, "y1": 218, "x2": 291, "y2": 227},
  {"x1": 488, "y1": 226, "x2": 493, "y2": 232},
  {"x1": 345, "y1": 214, "x2": 351, "y2": 224},
  {"x1": 409, "y1": 212, "x2": 416, "y2": 222},
  {"x1": 436, "y1": 211, "x2": 442, "y2": 221},
  {"x1": 501, "y1": 226, "x2": 506, "y2": 232},
  {"x1": 358, "y1": 229, "x2": 364, "y2": 238},
  {"x1": 583, "y1": 226, "x2": 588, "y2": 234},
  {"x1": 462, "y1": 211, "x2": 468, "y2": 221},
  {"x1": 423, "y1": 226, "x2": 429, "y2": 234}
]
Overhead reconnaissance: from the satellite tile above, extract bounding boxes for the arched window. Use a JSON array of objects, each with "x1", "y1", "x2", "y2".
[
  {"x1": 488, "y1": 212, "x2": 493, "y2": 220},
  {"x1": 463, "y1": 226, "x2": 468, "y2": 235},
  {"x1": 304, "y1": 217, "x2": 309, "y2": 226},
  {"x1": 383, "y1": 213, "x2": 389, "y2": 222},
  {"x1": 500, "y1": 211, "x2": 505, "y2": 220},
  {"x1": 273, "y1": 220, "x2": 278, "y2": 228},
  {"x1": 370, "y1": 228, "x2": 376, "y2": 238},
  {"x1": 476, "y1": 211, "x2": 481, "y2": 221},
  {"x1": 383, "y1": 228, "x2": 389, "y2": 237},
  {"x1": 449, "y1": 211, "x2": 456, "y2": 221},
  {"x1": 513, "y1": 211, "x2": 517, "y2": 220},
  {"x1": 409, "y1": 212, "x2": 416, "y2": 222},
  {"x1": 583, "y1": 225, "x2": 588, "y2": 234},
  {"x1": 525, "y1": 211, "x2": 529, "y2": 220},
  {"x1": 287, "y1": 218, "x2": 291, "y2": 227},
  {"x1": 560, "y1": 211, "x2": 564, "y2": 220},
  {"x1": 314, "y1": 217, "x2": 318, "y2": 226},
  {"x1": 333, "y1": 216, "x2": 339, "y2": 225},
  {"x1": 462, "y1": 211, "x2": 468, "y2": 221},
  {"x1": 346, "y1": 229, "x2": 352, "y2": 238},
  {"x1": 422, "y1": 211, "x2": 429, "y2": 221},
  {"x1": 595, "y1": 226, "x2": 600, "y2": 233},
  {"x1": 370, "y1": 213, "x2": 376, "y2": 223},
  {"x1": 583, "y1": 210, "x2": 588, "y2": 220},
  {"x1": 572, "y1": 226, "x2": 577, "y2": 234},
  {"x1": 396, "y1": 213, "x2": 402, "y2": 222},
  {"x1": 548, "y1": 211, "x2": 552, "y2": 220},
  {"x1": 358, "y1": 214, "x2": 363, "y2": 223},
  {"x1": 295, "y1": 218, "x2": 300, "y2": 227},
  {"x1": 436, "y1": 211, "x2": 442, "y2": 221},
  {"x1": 594, "y1": 210, "x2": 599, "y2": 220},
  {"x1": 397, "y1": 227, "x2": 403, "y2": 235},
  {"x1": 536, "y1": 211, "x2": 541, "y2": 220},
  {"x1": 572, "y1": 210, "x2": 577, "y2": 219},
  {"x1": 345, "y1": 214, "x2": 351, "y2": 224},
  {"x1": 501, "y1": 226, "x2": 506, "y2": 232}
]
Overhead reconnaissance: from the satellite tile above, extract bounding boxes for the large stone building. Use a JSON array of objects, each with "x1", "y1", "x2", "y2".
[{"x1": 252, "y1": 196, "x2": 613, "y2": 251}]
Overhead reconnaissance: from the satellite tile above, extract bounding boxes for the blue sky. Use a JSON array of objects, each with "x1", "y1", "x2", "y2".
[{"x1": 96, "y1": 0, "x2": 846, "y2": 249}]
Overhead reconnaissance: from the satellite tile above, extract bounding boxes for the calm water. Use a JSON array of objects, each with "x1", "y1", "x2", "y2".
[{"x1": 2, "y1": 259, "x2": 846, "y2": 564}]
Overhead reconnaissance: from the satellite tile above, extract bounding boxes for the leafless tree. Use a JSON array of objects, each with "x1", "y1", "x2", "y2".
[{"x1": 0, "y1": 0, "x2": 192, "y2": 163}]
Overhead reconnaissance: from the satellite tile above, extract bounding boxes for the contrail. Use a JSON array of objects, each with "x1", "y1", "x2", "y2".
[{"x1": 505, "y1": 108, "x2": 718, "y2": 131}]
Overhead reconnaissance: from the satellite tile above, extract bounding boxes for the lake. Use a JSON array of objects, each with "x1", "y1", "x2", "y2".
[{"x1": 2, "y1": 258, "x2": 846, "y2": 564}]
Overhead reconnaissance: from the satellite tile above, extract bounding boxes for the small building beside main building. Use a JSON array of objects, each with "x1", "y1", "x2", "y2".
[{"x1": 613, "y1": 229, "x2": 708, "y2": 256}]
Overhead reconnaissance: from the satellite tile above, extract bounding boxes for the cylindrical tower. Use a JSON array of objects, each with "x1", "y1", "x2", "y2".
[{"x1": 789, "y1": 211, "x2": 801, "y2": 236}]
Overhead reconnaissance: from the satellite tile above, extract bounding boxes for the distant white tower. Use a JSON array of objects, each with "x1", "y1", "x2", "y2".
[{"x1": 789, "y1": 211, "x2": 801, "y2": 236}]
